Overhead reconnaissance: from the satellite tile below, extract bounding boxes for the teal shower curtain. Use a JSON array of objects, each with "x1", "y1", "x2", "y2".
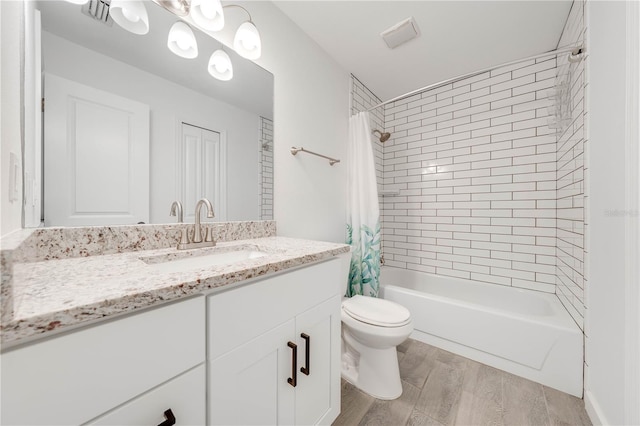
[{"x1": 346, "y1": 111, "x2": 381, "y2": 297}]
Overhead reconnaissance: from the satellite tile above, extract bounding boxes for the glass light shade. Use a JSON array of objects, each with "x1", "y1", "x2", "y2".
[
  {"x1": 168, "y1": 22, "x2": 198, "y2": 59},
  {"x1": 109, "y1": 0, "x2": 149, "y2": 35},
  {"x1": 64, "y1": 0, "x2": 90, "y2": 4},
  {"x1": 208, "y1": 50, "x2": 233, "y2": 81},
  {"x1": 233, "y1": 21, "x2": 261, "y2": 60},
  {"x1": 191, "y1": 0, "x2": 224, "y2": 31}
]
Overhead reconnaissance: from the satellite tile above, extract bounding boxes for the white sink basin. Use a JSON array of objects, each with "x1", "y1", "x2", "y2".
[{"x1": 142, "y1": 248, "x2": 268, "y2": 274}]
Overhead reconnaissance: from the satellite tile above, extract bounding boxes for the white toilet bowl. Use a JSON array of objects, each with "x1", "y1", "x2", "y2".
[{"x1": 341, "y1": 295, "x2": 413, "y2": 400}]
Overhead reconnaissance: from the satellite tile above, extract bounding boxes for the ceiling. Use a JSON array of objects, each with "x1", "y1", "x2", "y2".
[
  {"x1": 38, "y1": 0, "x2": 273, "y2": 118},
  {"x1": 274, "y1": 1, "x2": 573, "y2": 102}
]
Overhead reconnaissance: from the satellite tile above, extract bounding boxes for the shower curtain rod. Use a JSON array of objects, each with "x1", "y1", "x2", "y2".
[{"x1": 367, "y1": 44, "x2": 585, "y2": 112}]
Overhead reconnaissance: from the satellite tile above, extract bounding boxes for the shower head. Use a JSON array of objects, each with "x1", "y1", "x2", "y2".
[{"x1": 373, "y1": 129, "x2": 391, "y2": 143}]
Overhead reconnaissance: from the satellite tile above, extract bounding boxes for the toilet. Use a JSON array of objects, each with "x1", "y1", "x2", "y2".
[{"x1": 341, "y1": 294, "x2": 413, "y2": 400}]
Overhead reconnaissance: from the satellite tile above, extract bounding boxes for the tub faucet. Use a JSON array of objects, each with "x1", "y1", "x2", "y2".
[
  {"x1": 169, "y1": 201, "x2": 183, "y2": 223},
  {"x1": 192, "y1": 198, "x2": 215, "y2": 244}
]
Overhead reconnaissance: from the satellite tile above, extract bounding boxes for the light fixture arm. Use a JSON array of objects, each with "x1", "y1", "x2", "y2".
[{"x1": 222, "y1": 4, "x2": 253, "y2": 22}]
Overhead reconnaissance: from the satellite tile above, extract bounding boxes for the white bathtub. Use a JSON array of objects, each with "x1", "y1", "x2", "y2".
[{"x1": 379, "y1": 266, "x2": 583, "y2": 397}]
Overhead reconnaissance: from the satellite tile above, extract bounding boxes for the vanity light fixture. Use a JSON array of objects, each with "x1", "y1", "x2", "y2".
[
  {"x1": 109, "y1": 0, "x2": 149, "y2": 35},
  {"x1": 168, "y1": 21, "x2": 199, "y2": 58},
  {"x1": 233, "y1": 20, "x2": 261, "y2": 59},
  {"x1": 190, "y1": 0, "x2": 224, "y2": 31},
  {"x1": 208, "y1": 48, "x2": 233, "y2": 81},
  {"x1": 152, "y1": 0, "x2": 190, "y2": 16},
  {"x1": 64, "y1": 0, "x2": 90, "y2": 4},
  {"x1": 223, "y1": 4, "x2": 261, "y2": 60}
]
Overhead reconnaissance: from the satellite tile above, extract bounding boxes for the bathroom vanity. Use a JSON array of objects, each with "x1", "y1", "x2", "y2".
[{"x1": 0, "y1": 223, "x2": 350, "y2": 425}]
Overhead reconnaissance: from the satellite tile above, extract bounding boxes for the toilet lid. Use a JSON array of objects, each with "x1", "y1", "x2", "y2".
[{"x1": 342, "y1": 295, "x2": 411, "y2": 327}]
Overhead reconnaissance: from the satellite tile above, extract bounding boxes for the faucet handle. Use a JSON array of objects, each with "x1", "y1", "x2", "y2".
[
  {"x1": 176, "y1": 225, "x2": 191, "y2": 250},
  {"x1": 204, "y1": 226, "x2": 216, "y2": 244},
  {"x1": 180, "y1": 227, "x2": 190, "y2": 245}
]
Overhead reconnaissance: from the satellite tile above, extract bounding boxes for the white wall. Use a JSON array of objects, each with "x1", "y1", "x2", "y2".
[
  {"x1": 43, "y1": 32, "x2": 261, "y2": 224},
  {"x1": 1, "y1": 1, "x2": 24, "y2": 237},
  {"x1": 211, "y1": 2, "x2": 350, "y2": 243},
  {"x1": 585, "y1": 1, "x2": 638, "y2": 424}
]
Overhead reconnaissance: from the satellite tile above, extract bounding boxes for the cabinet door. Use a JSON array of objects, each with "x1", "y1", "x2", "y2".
[
  {"x1": 208, "y1": 258, "x2": 342, "y2": 360},
  {"x1": 90, "y1": 364, "x2": 205, "y2": 426},
  {"x1": 209, "y1": 320, "x2": 296, "y2": 425},
  {"x1": 295, "y1": 295, "x2": 342, "y2": 426}
]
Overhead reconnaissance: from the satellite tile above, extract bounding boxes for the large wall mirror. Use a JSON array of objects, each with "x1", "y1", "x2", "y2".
[{"x1": 22, "y1": 0, "x2": 274, "y2": 227}]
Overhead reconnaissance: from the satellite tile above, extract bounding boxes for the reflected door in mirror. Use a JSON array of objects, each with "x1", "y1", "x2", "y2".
[
  {"x1": 180, "y1": 123, "x2": 225, "y2": 222},
  {"x1": 44, "y1": 74, "x2": 150, "y2": 226}
]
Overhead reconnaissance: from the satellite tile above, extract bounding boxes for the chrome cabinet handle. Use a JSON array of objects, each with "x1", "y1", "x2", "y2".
[
  {"x1": 287, "y1": 341, "x2": 297, "y2": 387},
  {"x1": 300, "y1": 333, "x2": 310, "y2": 376},
  {"x1": 157, "y1": 409, "x2": 176, "y2": 426}
]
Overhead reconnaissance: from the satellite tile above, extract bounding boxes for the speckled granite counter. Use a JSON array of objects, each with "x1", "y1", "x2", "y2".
[
  {"x1": 1, "y1": 225, "x2": 349, "y2": 347},
  {"x1": 1, "y1": 222, "x2": 277, "y2": 328}
]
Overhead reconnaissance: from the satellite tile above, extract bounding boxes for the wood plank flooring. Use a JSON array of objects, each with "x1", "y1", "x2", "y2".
[{"x1": 333, "y1": 339, "x2": 592, "y2": 426}]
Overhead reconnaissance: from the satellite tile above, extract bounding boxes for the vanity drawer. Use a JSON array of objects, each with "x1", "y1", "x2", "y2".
[
  {"x1": 1, "y1": 296, "x2": 205, "y2": 425},
  {"x1": 90, "y1": 364, "x2": 206, "y2": 426},
  {"x1": 208, "y1": 258, "x2": 342, "y2": 359}
]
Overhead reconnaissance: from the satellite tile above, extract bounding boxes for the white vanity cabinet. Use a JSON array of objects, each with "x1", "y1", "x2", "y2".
[
  {"x1": 1, "y1": 251, "x2": 348, "y2": 426},
  {"x1": 0, "y1": 296, "x2": 206, "y2": 426},
  {"x1": 207, "y1": 257, "x2": 346, "y2": 425}
]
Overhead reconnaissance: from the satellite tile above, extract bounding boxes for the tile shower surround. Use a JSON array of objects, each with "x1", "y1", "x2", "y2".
[
  {"x1": 349, "y1": 3, "x2": 587, "y2": 332},
  {"x1": 351, "y1": 53, "x2": 587, "y2": 300},
  {"x1": 260, "y1": 117, "x2": 274, "y2": 220},
  {"x1": 380, "y1": 56, "x2": 559, "y2": 294},
  {"x1": 555, "y1": 0, "x2": 587, "y2": 330}
]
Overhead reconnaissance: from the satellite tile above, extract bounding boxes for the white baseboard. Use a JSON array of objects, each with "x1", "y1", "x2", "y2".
[{"x1": 584, "y1": 390, "x2": 609, "y2": 426}]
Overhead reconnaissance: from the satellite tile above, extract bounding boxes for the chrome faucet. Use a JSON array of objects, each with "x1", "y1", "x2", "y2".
[
  {"x1": 193, "y1": 198, "x2": 215, "y2": 243},
  {"x1": 169, "y1": 201, "x2": 183, "y2": 223},
  {"x1": 176, "y1": 198, "x2": 216, "y2": 250}
]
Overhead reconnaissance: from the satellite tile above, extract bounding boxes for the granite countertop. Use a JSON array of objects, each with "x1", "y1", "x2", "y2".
[{"x1": 1, "y1": 236, "x2": 350, "y2": 347}]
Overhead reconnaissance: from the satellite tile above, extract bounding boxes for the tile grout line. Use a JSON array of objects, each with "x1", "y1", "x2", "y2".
[{"x1": 541, "y1": 384, "x2": 553, "y2": 425}]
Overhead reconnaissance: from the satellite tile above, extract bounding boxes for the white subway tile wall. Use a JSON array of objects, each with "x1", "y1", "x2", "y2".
[
  {"x1": 381, "y1": 56, "x2": 560, "y2": 292},
  {"x1": 555, "y1": 0, "x2": 587, "y2": 330},
  {"x1": 348, "y1": 0, "x2": 586, "y2": 331},
  {"x1": 260, "y1": 117, "x2": 274, "y2": 220}
]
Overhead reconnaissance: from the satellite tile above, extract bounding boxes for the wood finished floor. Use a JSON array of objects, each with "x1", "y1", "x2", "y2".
[{"x1": 332, "y1": 338, "x2": 592, "y2": 426}]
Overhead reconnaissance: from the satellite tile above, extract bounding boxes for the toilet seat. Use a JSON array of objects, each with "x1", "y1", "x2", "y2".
[{"x1": 342, "y1": 295, "x2": 411, "y2": 327}]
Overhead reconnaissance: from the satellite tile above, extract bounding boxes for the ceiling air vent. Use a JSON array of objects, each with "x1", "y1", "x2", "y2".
[
  {"x1": 82, "y1": 0, "x2": 114, "y2": 26},
  {"x1": 380, "y1": 17, "x2": 420, "y2": 49}
]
